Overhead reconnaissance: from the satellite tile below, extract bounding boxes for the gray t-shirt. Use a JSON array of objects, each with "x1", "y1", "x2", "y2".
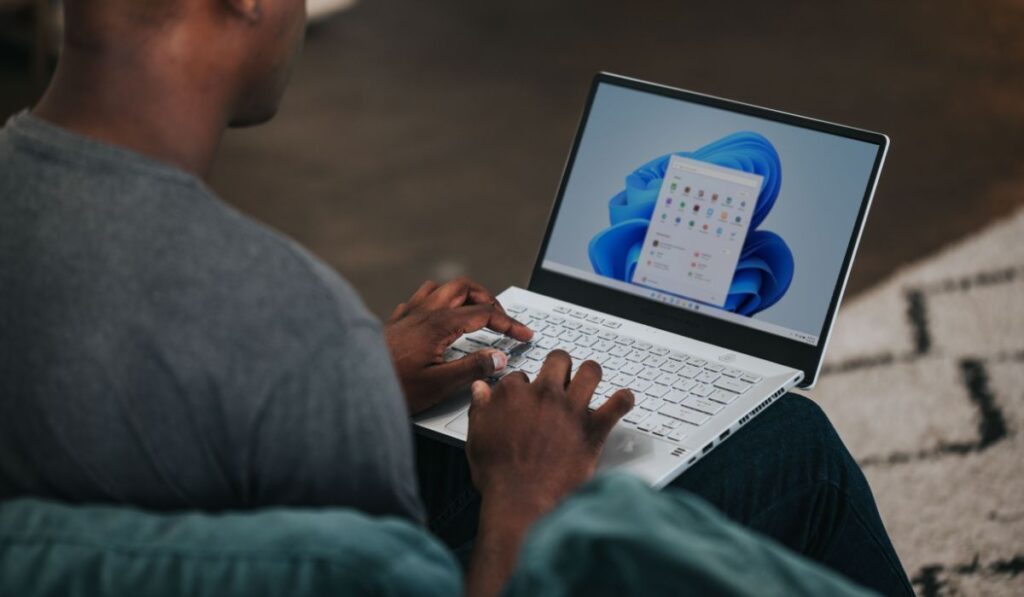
[{"x1": 0, "y1": 112, "x2": 423, "y2": 521}]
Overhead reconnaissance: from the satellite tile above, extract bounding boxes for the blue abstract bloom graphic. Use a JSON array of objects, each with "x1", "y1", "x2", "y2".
[{"x1": 587, "y1": 132, "x2": 794, "y2": 315}]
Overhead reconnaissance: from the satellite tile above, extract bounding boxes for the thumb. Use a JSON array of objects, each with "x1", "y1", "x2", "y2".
[
  {"x1": 432, "y1": 350, "x2": 508, "y2": 394},
  {"x1": 589, "y1": 389, "x2": 635, "y2": 445}
]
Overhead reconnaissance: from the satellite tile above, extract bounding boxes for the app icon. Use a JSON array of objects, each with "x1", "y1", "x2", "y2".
[
  {"x1": 702, "y1": 224, "x2": 708, "y2": 231},
  {"x1": 741, "y1": 200, "x2": 747, "y2": 208},
  {"x1": 684, "y1": 186, "x2": 691, "y2": 195},
  {"x1": 670, "y1": 183, "x2": 677, "y2": 191},
  {"x1": 661, "y1": 213, "x2": 667, "y2": 220},
  {"x1": 675, "y1": 216, "x2": 682, "y2": 224},
  {"x1": 688, "y1": 220, "x2": 695, "y2": 227},
  {"x1": 693, "y1": 204, "x2": 700, "y2": 213},
  {"x1": 720, "y1": 211, "x2": 728, "y2": 221},
  {"x1": 679, "y1": 201, "x2": 686, "y2": 209},
  {"x1": 735, "y1": 216, "x2": 742, "y2": 224},
  {"x1": 706, "y1": 208, "x2": 714, "y2": 217},
  {"x1": 694, "y1": 251, "x2": 699, "y2": 257},
  {"x1": 653, "y1": 240, "x2": 660, "y2": 247},
  {"x1": 716, "y1": 227, "x2": 723, "y2": 236},
  {"x1": 698, "y1": 190, "x2": 705, "y2": 198},
  {"x1": 712, "y1": 193, "x2": 719, "y2": 202},
  {"x1": 666, "y1": 198, "x2": 672, "y2": 205},
  {"x1": 726, "y1": 196, "x2": 733, "y2": 205}
]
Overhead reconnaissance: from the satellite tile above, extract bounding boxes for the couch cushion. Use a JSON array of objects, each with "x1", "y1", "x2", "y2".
[{"x1": 0, "y1": 499, "x2": 460, "y2": 597}]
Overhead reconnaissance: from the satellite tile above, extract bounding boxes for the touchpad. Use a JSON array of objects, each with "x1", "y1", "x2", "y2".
[{"x1": 445, "y1": 412, "x2": 470, "y2": 439}]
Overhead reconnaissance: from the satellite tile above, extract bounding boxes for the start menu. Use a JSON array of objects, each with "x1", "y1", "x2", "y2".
[{"x1": 631, "y1": 155, "x2": 765, "y2": 307}]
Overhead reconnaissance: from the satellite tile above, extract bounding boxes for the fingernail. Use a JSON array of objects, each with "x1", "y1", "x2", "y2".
[
  {"x1": 471, "y1": 380, "x2": 488, "y2": 399},
  {"x1": 491, "y1": 351, "x2": 508, "y2": 371}
]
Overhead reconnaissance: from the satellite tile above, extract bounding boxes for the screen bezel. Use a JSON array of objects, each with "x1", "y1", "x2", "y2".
[{"x1": 527, "y1": 72, "x2": 889, "y2": 387}]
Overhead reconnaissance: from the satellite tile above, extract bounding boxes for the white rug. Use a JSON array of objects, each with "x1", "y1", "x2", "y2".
[{"x1": 804, "y1": 209, "x2": 1024, "y2": 596}]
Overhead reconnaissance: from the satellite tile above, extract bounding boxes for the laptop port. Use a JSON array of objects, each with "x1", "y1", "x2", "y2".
[
  {"x1": 719, "y1": 429, "x2": 731, "y2": 441},
  {"x1": 703, "y1": 442, "x2": 714, "y2": 454}
]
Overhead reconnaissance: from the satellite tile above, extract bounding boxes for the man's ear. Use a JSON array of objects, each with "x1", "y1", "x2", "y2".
[{"x1": 221, "y1": 0, "x2": 262, "y2": 23}]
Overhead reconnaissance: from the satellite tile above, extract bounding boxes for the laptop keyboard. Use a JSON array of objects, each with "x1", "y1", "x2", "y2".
[{"x1": 443, "y1": 303, "x2": 763, "y2": 444}]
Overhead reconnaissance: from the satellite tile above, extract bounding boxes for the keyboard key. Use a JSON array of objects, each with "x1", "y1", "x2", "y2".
[
  {"x1": 586, "y1": 314, "x2": 604, "y2": 324},
  {"x1": 589, "y1": 352, "x2": 611, "y2": 365},
  {"x1": 623, "y1": 409, "x2": 649, "y2": 425},
  {"x1": 672, "y1": 379, "x2": 697, "y2": 393},
  {"x1": 664, "y1": 389, "x2": 687, "y2": 404},
  {"x1": 722, "y1": 368, "x2": 744, "y2": 378},
  {"x1": 682, "y1": 396, "x2": 724, "y2": 415},
  {"x1": 668, "y1": 428, "x2": 688, "y2": 442},
  {"x1": 581, "y1": 325, "x2": 600, "y2": 335},
  {"x1": 679, "y1": 365, "x2": 702, "y2": 378},
  {"x1": 593, "y1": 339, "x2": 616, "y2": 352},
  {"x1": 466, "y1": 330, "x2": 503, "y2": 346},
  {"x1": 660, "y1": 360, "x2": 683, "y2": 374},
  {"x1": 626, "y1": 350, "x2": 647, "y2": 363},
  {"x1": 553, "y1": 306, "x2": 570, "y2": 314},
  {"x1": 507, "y1": 304, "x2": 526, "y2": 313},
  {"x1": 615, "y1": 337, "x2": 636, "y2": 346},
  {"x1": 560, "y1": 330, "x2": 581, "y2": 342},
  {"x1": 520, "y1": 359, "x2": 543, "y2": 374},
  {"x1": 548, "y1": 315, "x2": 566, "y2": 324},
  {"x1": 637, "y1": 419, "x2": 656, "y2": 432},
  {"x1": 629, "y1": 380, "x2": 653, "y2": 393},
  {"x1": 696, "y1": 371, "x2": 720, "y2": 384},
  {"x1": 714, "y1": 378, "x2": 753, "y2": 394},
  {"x1": 570, "y1": 310, "x2": 587, "y2": 319},
  {"x1": 611, "y1": 373, "x2": 634, "y2": 387},
  {"x1": 659, "y1": 404, "x2": 711, "y2": 426},
  {"x1": 705, "y1": 363, "x2": 724, "y2": 373},
  {"x1": 668, "y1": 351, "x2": 689, "y2": 362},
  {"x1": 708, "y1": 389, "x2": 740, "y2": 404},
  {"x1": 452, "y1": 338, "x2": 481, "y2": 353},
  {"x1": 635, "y1": 341, "x2": 653, "y2": 350},
  {"x1": 620, "y1": 362, "x2": 644, "y2": 376},
  {"x1": 609, "y1": 344, "x2": 630, "y2": 357},
  {"x1": 526, "y1": 310, "x2": 548, "y2": 320},
  {"x1": 569, "y1": 346, "x2": 592, "y2": 360},
  {"x1": 602, "y1": 320, "x2": 622, "y2": 329},
  {"x1": 650, "y1": 347, "x2": 670, "y2": 356},
  {"x1": 656, "y1": 373, "x2": 680, "y2": 386},
  {"x1": 598, "y1": 330, "x2": 618, "y2": 341},
  {"x1": 589, "y1": 395, "x2": 607, "y2": 410},
  {"x1": 644, "y1": 355, "x2": 667, "y2": 368},
  {"x1": 562, "y1": 320, "x2": 582, "y2": 330},
  {"x1": 740, "y1": 374, "x2": 763, "y2": 384},
  {"x1": 638, "y1": 367, "x2": 661, "y2": 381},
  {"x1": 691, "y1": 383, "x2": 714, "y2": 397},
  {"x1": 537, "y1": 336, "x2": 558, "y2": 349},
  {"x1": 603, "y1": 357, "x2": 626, "y2": 371},
  {"x1": 688, "y1": 358, "x2": 707, "y2": 368},
  {"x1": 525, "y1": 348, "x2": 548, "y2": 361},
  {"x1": 576, "y1": 335, "x2": 598, "y2": 348},
  {"x1": 443, "y1": 348, "x2": 465, "y2": 362},
  {"x1": 645, "y1": 384, "x2": 670, "y2": 398}
]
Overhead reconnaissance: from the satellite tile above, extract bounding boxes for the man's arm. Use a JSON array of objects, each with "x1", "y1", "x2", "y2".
[{"x1": 463, "y1": 353, "x2": 634, "y2": 597}]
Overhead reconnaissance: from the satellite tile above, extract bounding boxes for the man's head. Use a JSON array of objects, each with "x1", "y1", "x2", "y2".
[{"x1": 62, "y1": 0, "x2": 307, "y2": 126}]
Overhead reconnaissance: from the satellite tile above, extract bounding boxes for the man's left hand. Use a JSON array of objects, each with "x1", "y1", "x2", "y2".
[{"x1": 385, "y1": 277, "x2": 534, "y2": 414}]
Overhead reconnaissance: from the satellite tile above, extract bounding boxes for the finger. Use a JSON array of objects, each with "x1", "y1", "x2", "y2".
[
  {"x1": 436, "y1": 304, "x2": 533, "y2": 344},
  {"x1": 388, "y1": 302, "x2": 407, "y2": 323},
  {"x1": 406, "y1": 280, "x2": 439, "y2": 310},
  {"x1": 468, "y1": 380, "x2": 492, "y2": 413},
  {"x1": 589, "y1": 389, "x2": 635, "y2": 444},
  {"x1": 421, "y1": 277, "x2": 476, "y2": 311},
  {"x1": 428, "y1": 350, "x2": 508, "y2": 395},
  {"x1": 568, "y1": 360, "x2": 602, "y2": 411},
  {"x1": 534, "y1": 350, "x2": 572, "y2": 394}
]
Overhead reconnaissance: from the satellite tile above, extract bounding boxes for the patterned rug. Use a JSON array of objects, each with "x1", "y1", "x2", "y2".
[{"x1": 804, "y1": 209, "x2": 1024, "y2": 596}]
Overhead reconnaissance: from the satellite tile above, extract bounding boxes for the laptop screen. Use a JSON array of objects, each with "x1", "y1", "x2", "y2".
[{"x1": 539, "y1": 81, "x2": 882, "y2": 347}]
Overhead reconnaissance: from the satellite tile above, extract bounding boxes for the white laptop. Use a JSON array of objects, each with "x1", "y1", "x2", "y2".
[{"x1": 415, "y1": 73, "x2": 889, "y2": 488}]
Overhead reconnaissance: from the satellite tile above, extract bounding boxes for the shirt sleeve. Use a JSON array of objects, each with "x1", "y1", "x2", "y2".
[{"x1": 244, "y1": 319, "x2": 425, "y2": 523}]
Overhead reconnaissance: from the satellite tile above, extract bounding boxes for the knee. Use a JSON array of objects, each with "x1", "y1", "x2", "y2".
[{"x1": 760, "y1": 393, "x2": 857, "y2": 482}]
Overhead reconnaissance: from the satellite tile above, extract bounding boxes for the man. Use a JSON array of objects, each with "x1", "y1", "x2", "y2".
[{"x1": 0, "y1": 1, "x2": 914, "y2": 595}]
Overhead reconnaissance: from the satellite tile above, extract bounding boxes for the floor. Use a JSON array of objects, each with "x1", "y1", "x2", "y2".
[{"x1": 2, "y1": 0, "x2": 1023, "y2": 317}]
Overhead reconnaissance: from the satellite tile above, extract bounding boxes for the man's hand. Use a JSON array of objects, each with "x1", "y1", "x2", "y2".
[
  {"x1": 464, "y1": 351, "x2": 634, "y2": 597},
  {"x1": 384, "y1": 277, "x2": 533, "y2": 415}
]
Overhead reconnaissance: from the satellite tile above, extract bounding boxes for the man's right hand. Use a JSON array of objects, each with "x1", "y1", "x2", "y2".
[{"x1": 463, "y1": 351, "x2": 634, "y2": 597}]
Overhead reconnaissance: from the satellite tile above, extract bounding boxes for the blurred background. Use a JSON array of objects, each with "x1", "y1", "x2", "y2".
[{"x1": 2, "y1": 0, "x2": 1022, "y2": 318}]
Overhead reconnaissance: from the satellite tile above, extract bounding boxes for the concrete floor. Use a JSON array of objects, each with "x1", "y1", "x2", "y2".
[{"x1": 3, "y1": 0, "x2": 1023, "y2": 318}]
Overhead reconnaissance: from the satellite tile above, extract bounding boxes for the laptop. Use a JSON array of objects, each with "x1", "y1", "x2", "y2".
[{"x1": 415, "y1": 72, "x2": 889, "y2": 488}]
